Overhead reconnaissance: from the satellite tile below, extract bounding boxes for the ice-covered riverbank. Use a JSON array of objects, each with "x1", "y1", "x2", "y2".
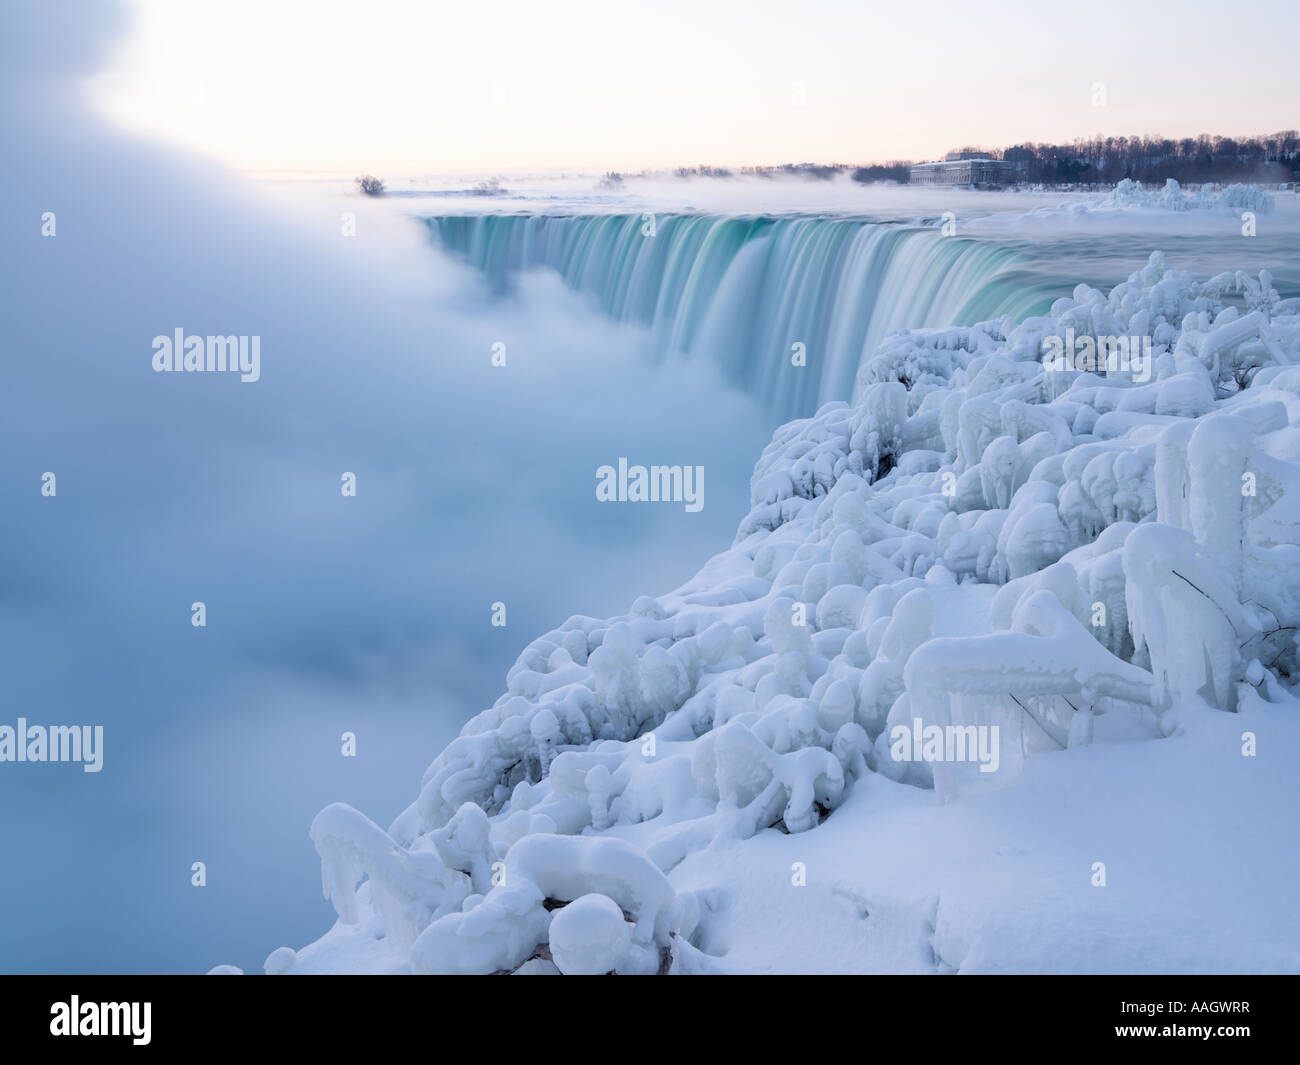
[{"x1": 258, "y1": 251, "x2": 1300, "y2": 975}]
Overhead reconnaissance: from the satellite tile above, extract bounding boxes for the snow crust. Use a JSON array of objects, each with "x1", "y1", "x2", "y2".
[
  {"x1": 280, "y1": 251, "x2": 1300, "y2": 974},
  {"x1": 1013, "y1": 179, "x2": 1276, "y2": 221}
]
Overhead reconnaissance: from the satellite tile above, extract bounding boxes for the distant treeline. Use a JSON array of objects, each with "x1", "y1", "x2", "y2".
[
  {"x1": 850, "y1": 162, "x2": 913, "y2": 184},
  {"x1": 668, "y1": 163, "x2": 851, "y2": 180},
  {"x1": 646, "y1": 131, "x2": 1300, "y2": 186},
  {"x1": 940, "y1": 132, "x2": 1300, "y2": 185}
]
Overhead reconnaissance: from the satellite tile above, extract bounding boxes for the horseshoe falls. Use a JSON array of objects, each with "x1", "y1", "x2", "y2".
[{"x1": 426, "y1": 214, "x2": 1056, "y2": 420}]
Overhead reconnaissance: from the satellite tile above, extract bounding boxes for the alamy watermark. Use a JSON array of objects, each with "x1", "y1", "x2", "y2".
[
  {"x1": 1041, "y1": 329, "x2": 1152, "y2": 383},
  {"x1": 595, "y1": 458, "x2": 704, "y2": 512},
  {"x1": 152, "y1": 328, "x2": 261, "y2": 382},
  {"x1": 888, "y1": 718, "x2": 1000, "y2": 773},
  {"x1": 0, "y1": 718, "x2": 103, "y2": 772},
  {"x1": 50, "y1": 997, "x2": 150, "y2": 1045}
]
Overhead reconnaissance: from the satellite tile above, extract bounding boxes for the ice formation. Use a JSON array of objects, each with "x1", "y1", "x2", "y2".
[
  {"x1": 1018, "y1": 179, "x2": 1276, "y2": 220},
  {"x1": 287, "y1": 252, "x2": 1300, "y2": 973},
  {"x1": 1101, "y1": 178, "x2": 1276, "y2": 214}
]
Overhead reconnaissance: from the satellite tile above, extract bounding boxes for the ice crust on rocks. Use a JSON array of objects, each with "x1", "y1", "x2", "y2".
[
  {"x1": 1100, "y1": 178, "x2": 1276, "y2": 214},
  {"x1": 1007, "y1": 179, "x2": 1277, "y2": 221},
  {"x1": 287, "y1": 252, "x2": 1300, "y2": 974}
]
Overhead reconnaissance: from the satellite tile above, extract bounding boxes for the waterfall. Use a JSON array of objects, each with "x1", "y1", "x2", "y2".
[{"x1": 426, "y1": 213, "x2": 1058, "y2": 420}]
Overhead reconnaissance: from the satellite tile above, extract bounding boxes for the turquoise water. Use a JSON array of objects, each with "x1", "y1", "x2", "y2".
[{"x1": 427, "y1": 214, "x2": 1061, "y2": 421}]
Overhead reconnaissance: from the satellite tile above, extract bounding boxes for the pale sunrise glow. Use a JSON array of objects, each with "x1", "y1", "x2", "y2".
[{"x1": 93, "y1": 0, "x2": 1300, "y2": 174}]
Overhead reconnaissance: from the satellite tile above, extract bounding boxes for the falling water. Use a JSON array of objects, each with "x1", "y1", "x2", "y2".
[{"x1": 427, "y1": 213, "x2": 1059, "y2": 420}]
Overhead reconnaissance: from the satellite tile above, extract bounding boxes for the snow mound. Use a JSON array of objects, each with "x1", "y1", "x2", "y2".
[
  {"x1": 1016, "y1": 179, "x2": 1276, "y2": 221},
  {"x1": 548, "y1": 893, "x2": 634, "y2": 975},
  {"x1": 1101, "y1": 178, "x2": 1276, "y2": 214},
  {"x1": 285, "y1": 252, "x2": 1300, "y2": 974}
]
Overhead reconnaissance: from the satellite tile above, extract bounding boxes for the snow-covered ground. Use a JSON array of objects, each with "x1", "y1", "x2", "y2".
[
  {"x1": 252, "y1": 251, "x2": 1300, "y2": 975},
  {"x1": 962, "y1": 179, "x2": 1280, "y2": 233}
]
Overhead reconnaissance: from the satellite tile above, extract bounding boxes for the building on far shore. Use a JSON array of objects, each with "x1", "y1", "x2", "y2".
[{"x1": 910, "y1": 151, "x2": 1019, "y2": 187}]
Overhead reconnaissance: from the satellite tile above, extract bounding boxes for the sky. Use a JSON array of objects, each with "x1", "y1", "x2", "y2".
[{"x1": 91, "y1": 0, "x2": 1300, "y2": 175}]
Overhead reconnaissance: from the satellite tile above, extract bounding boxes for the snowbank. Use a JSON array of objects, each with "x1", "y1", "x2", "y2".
[
  {"x1": 1011, "y1": 179, "x2": 1276, "y2": 222},
  {"x1": 1103, "y1": 178, "x2": 1276, "y2": 214}
]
